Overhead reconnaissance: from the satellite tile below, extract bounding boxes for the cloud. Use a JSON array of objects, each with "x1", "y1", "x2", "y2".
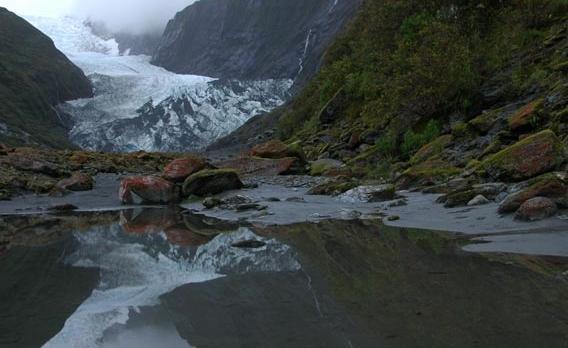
[
  {"x1": 69, "y1": 0, "x2": 196, "y2": 34},
  {"x1": 0, "y1": 0, "x2": 74, "y2": 17},
  {"x1": 0, "y1": 0, "x2": 196, "y2": 34}
]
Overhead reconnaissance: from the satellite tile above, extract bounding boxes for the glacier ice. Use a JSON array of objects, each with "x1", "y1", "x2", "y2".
[{"x1": 26, "y1": 16, "x2": 291, "y2": 152}]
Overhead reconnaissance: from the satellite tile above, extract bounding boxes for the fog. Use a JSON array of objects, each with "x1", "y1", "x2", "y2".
[
  {"x1": 69, "y1": 0, "x2": 197, "y2": 34},
  {"x1": 0, "y1": 0, "x2": 197, "y2": 34}
]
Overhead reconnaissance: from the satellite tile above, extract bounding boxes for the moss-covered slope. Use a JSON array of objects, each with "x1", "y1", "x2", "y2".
[
  {"x1": 0, "y1": 8, "x2": 92, "y2": 148},
  {"x1": 273, "y1": 0, "x2": 568, "y2": 182}
]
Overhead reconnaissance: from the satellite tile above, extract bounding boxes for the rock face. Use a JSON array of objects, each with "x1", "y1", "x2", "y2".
[
  {"x1": 183, "y1": 169, "x2": 244, "y2": 197},
  {"x1": 119, "y1": 176, "x2": 179, "y2": 204},
  {"x1": 0, "y1": 8, "x2": 92, "y2": 148},
  {"x1": 152, "y1": 0, "x2": 362, "y2": 87},
  {"x1": 162, "y1": 156, "x2": 208, "y2": 183},
  {"x1": 515, "y1": 197, "x2": 558, "y2": 221},
  {"x1": 481, "y1": 130, "x2": 566, "y2": 182}
]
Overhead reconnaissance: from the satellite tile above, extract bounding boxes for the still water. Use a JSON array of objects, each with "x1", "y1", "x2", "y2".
[{"x1": 1, "y1": 208, "x2": 567, "y2": 348}]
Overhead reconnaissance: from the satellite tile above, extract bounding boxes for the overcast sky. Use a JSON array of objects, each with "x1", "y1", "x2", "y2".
[{"x1": 0, "y1": 0, "x2": 196, "y2": 33}]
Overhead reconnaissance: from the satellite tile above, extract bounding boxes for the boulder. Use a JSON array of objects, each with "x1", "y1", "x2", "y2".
[
  {"x1": 250, "y1": 140, "x2": 302, "y2": 160},
  {"x1": 310, "y1": 159, "x2": 345, "y2": 176},
  {"x1": 55, "y1": 173, "x2": 94, "y2": 192},
  {"x1": 498, "y1": 173, "x2": 568, "y2": 213},
  {"x1": 468, "y1": 195, "x2": 490, "y2": 206},
  {"x1": 508, "y1": 100, "x2": 543, "y2": 133},
  {"x1": 216, "y1": 157, "x2": 304, "y2": 176},
  {"x1": 9, "y1": 155, "x2": 66, "y2": 177},
  {"x1": 182, "y1": 169, "x2": 244, "y2": 197},
  {"x1": 480, "y1": 130, "x2": 566, "y2": 182},
  {"x1": 119, "y1": 176, "x2": 179, "y2": 204},
  {"x1": 339, "y1": 184, "x2": 396, "y2": 203},
  {"x1": 410, "y1": 135, "x2": 453, "y2": 165},
  {"x1": 162, "y1": 156, "x2": 207, "y2": 183},
  {"x1": 307, "y1": 177, "x2": 358, "y2": 196},
  {"x1": 397, "y1": 159, "x2": 461, "y2": 189},
  {"x1": 515, "y1": 197, "x2": 558, "y2": 221},
  {"x1": 438, "y1": 190, "x2": 476, "y2": 208}
]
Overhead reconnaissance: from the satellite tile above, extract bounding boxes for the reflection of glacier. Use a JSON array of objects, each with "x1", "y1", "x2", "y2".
[
  {"x1": 43, "y1": 225, "x2": 300, "y2": 348},
  {"x1": 26, "y1": 16, "x2": 291, "y2": 152}
]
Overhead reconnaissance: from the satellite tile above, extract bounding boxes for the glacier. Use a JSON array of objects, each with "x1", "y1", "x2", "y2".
[{"x1": 25, "y1": 16, "x2": 291, "y2": 152}]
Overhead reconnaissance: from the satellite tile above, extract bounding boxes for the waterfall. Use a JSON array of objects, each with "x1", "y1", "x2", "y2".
[{"x1": 296, "y1": 29, "x2": 313, "y2": 79}]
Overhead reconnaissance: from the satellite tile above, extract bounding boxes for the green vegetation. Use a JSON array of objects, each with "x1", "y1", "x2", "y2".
[{"x1": 276, "y1": 0, "x2": 568, "y2": 179}]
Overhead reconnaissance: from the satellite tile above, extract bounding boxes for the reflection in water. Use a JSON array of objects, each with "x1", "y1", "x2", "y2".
[
  {"x1": 42, "y1": 209, "x2": 299, "y2": 348},
  {"x1": 0, "y1": 210, "x2": 567, "y2": 348}
]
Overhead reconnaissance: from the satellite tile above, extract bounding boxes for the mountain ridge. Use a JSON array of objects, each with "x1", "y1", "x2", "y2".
[{"x1": 0, "y1": 8, "x2": 93, "y2": 148}]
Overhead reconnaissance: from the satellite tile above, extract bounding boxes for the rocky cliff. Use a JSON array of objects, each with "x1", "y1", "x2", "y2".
[
  {"x1": 152, "y1": 0, "x2": 361, "y2": 87},
  {"x1": 0, "y1": 8, "x2": 93, "y2": 148}
]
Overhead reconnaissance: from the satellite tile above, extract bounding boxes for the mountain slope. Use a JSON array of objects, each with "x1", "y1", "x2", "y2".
[
  {"x1": 152, "y1": 0, "x2": 361, "y2": 87},
  {"x1": 270, "y1": 0, "x2": 568, "y2": 183},
  {"x1": 0, "y1": 8, "x2": 92, "y2": 148}
]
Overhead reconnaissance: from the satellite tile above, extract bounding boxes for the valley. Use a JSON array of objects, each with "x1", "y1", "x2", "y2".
[{"x1": 0, "y1": 0, "x2": 567, "y2": 347}]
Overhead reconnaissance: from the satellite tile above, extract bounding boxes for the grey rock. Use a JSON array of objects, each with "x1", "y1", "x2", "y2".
[{"x1": 467, "y1": 195, "x2": 490, "y2": 206}]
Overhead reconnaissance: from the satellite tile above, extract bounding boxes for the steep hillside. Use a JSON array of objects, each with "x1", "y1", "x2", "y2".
[
  {"x1": 152, "y1": 0, "x2": 361, "y2": 86},
  {"x1": 272, "y1": 0, "x2": 568, "y2": 185},
  {"x1": 0, "y1": 8, "x2": 93, "y2": 148}
]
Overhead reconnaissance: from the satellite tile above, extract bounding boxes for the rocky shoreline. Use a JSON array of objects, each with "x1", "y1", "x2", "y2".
[{"x1": 1, "y1": 138, "x2": 568, "y2": 260}]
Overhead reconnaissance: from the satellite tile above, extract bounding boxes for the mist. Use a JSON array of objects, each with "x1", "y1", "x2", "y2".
[{"x1": 70, "y1": 0, "x2": 197, "y2": 34}]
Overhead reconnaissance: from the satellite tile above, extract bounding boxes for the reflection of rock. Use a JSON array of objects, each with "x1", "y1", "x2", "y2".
[
  {"x1": 119, "y1": 208, "x2": 237, "y2": 246},
  {"x1": 164, "y1": 224, "x2": 212, "y2": 247},
  {"x1": 119, "y1": 208, "x2": 180, "y2": 234},
  {"x1": 119, "y1": 176, "x2": 179, "y2": 204}
]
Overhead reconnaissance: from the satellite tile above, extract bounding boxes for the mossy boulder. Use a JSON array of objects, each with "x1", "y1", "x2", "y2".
[
  {"x1": 310, "y1": 159, "x2": 345, "y2": 176},
  {"x1": 250, "y1": 140, "x2": 304, "y2": 160},
  {"x1": 410, "y1": 135, "x2": 452, "y2": 165},
  {"x1": 498, "y1": 172, "x2": 568, "y2": 213},
  {"x1": 217, "y1": 157, "x2": 304, "y2": 176},
  {"x1": 182, "y1": 169, "x2": 244, "y2": 197},
  {"x1": 515, "y1": 197, "x2": 558, "y2": 221},
  {"x1": 508, "y1": 99, "x2": 544, "y2": 133},
  {"x1": 469, "y1": 111, "x2": 498, "y2": 134},
  {"x1": 307, "y1": 177, "x2": 358, "y2": 196},
  {"x1": 397, "y1": 159, "x2": 461, "y2": 189},
  {"x1": 480, "y1": 130, "x2": 566, "y2": 182},
  {"x1": 437, "y1": 190, "x2": 477, "y2": 208}
]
